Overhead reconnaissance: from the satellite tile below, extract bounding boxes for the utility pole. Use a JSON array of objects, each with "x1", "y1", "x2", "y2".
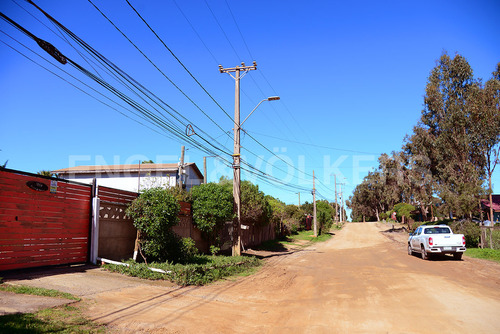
[
  {"x1": 313, "y1": 170, "x2": 317, "y2": 237},
  {"x1": 219, "y1": 61, "x2": 257, "y2": 256},
  {"x1": 334, "y1": 174, "x2": 338, "y2": 222},
  {"x1": 340, "y1": 183, "x2": 345, "y2": 222},
  {"x1": 178, "y1": 146, "x2": 185, "y2": 189},
  {"x1": 296, "y1": 192, "x2": 301, "y2": 207},
  {"x1": 203, "y1": 156, "x2": 207, "y2": 184}
]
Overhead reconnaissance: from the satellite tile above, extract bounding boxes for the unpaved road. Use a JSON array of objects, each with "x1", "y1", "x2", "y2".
[{"x1": 83, "y1": 222, "x2": 500, "y2": 333}]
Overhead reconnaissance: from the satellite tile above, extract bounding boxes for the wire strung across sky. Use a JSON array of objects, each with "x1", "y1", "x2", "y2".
[
  {"x1": 169, "y1": 0, "x2": 336, "y2": 197},
  {"x1": 1, "y1": 1, "x2": 340, "y2": 199}
]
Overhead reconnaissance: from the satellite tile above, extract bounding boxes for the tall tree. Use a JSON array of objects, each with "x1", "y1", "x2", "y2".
[
  {"x1": 420, "y1": 52, "x2": 485, "y2": 217},
  {"x1": 404, "y1": 125, "x2": 437, "y2": 220},
  {"x1": 470, "y1": 63, "x2": 500, "y2": 220}
]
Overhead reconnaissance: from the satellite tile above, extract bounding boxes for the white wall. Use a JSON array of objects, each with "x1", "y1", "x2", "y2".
[{"x1": 63, "y1": 166, "x2": 202, "y2": 192}]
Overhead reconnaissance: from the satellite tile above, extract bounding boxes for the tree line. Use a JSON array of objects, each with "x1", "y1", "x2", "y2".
[
  {"x1": 348, "y1": 52, "x2": 500, "y2": 224},
  {"x1": 127, "y1": 176, "x2": 340, "y2": 263}
]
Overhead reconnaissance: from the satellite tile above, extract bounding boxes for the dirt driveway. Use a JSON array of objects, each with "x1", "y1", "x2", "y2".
[{"x1": 77, "y1": 222, "x2": 500, "y2": 333}]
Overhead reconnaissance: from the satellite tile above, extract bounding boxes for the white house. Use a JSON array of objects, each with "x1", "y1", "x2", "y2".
[{"x1": 52, "y1": 163, "x2": 204, "y2": 192}]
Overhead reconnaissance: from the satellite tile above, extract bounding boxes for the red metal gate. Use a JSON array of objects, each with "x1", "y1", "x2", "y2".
[{"x1": 0, "y1": 169, "x2": 92, "y2": 271}]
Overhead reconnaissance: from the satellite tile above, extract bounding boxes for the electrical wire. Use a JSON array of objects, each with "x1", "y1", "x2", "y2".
[
  {"x1": 4, "y1": 3, "x2": 330, "y2": 198},
  {"x1": 0, "y1": 10, "x2": 232, "y2": 164},
  {"x1": 124, "y1": 0, "x2": 235, "y2": 124},
  {"x1": 21, "y1": 2, "x2": 236, "y2": 161},
  {"x1": 88, "y1": 0, "x2": 231, "y2": 141}
]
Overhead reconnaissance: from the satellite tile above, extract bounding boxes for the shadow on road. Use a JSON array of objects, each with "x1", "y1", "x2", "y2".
[{"x1": 0, "y1": 263, "x2": 98, "y2": 283}]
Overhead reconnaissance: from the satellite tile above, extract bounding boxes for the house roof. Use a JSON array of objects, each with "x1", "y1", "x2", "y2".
[
  {"x1": 52, "y1": 163, "x2": 204, "y2": 179},
  {"x1": 480, "y1": 195, "x2": 500, "y2": 211}
]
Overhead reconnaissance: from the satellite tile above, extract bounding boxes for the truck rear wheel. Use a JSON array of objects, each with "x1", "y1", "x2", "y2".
[
  {"x1": 421, "y1": 246, "x2": 428, "y2": 260},
  {"x1": 453, "y1": 253, "x2": 463, "y2": 260}
]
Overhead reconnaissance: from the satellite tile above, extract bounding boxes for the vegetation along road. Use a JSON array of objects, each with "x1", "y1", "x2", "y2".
[{"x1": 84, "y1": 222, "x2": 500, "y2": 333}]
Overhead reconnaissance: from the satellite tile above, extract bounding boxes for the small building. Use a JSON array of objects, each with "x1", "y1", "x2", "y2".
[
  {"x1": 52, "y1": 163, "x2": 203, "y2": 192},
  {"x1": 480, "y1": 195, "x2": 500, "y2": 223}
]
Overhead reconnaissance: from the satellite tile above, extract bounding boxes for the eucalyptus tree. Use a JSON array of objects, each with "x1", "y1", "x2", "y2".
[
  {"x1": 419, "y1": 52, "x2": 486, "y2": 217},
  {"x1": 470, "y1": 63, "x2": 500, "y2": 220}
]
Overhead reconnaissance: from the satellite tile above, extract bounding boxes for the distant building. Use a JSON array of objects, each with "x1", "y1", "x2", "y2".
[
  {"x1": 52, "y1": 163, "x2": 203, "y2": 192},
  {"x1": 480, "y1": 195, "x2": 500, "y2": 222}
]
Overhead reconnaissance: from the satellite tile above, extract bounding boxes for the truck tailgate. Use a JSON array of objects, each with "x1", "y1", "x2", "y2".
[{"x1": 433, "y1": 235, "x2": 463, "y2": 246}]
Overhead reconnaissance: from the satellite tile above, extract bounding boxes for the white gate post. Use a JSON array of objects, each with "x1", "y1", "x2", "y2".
[{"x1": 90, "y1": 196, "x2": 100, "y2": 264}]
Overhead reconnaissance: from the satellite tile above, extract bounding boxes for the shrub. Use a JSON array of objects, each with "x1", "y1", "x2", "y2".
[
  {"x1": 449, "y1": 219, "x2": 481, "y2": 248},
  {"x1": 191, "y1": 183, "x2": 233, "y2": 247},
  {"x1": 126, "y1": 187, "x2": 181, "y2": 263},
  {"x1": 103, "y1": 255, "x2": 261, "y2": 286},
  {"x1": 393, "y1": 203, "x2": 416, "y2": 221},
  {"x1": 180, "y1": 237, "x2": 199, "y2": 260}
]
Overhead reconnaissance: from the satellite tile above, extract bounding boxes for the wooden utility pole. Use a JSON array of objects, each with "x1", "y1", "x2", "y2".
[
  {"x1": 296, "y1": 192, "x2": 301, "y2": 207},
  {"x1": 219, "y1": 62, "x2": 257, "y2": 256},
  {"x1": 203, "y1": 156, "x2": 207, "y2": 184},
  {"x1": 178, "y1": 146, "x2": 185, "y2": 189},
  {"x1": 334, "y1": 174, "x2": 338, "y2": 222},
  {"x1": 313, "y1": 170, "x2": 317, "y2": 237}
]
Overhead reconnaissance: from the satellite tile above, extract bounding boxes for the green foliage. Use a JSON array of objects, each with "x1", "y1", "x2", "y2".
[
  {"x1": 103, "y1": 256, "x2": 261, "y2": 286},
  {"x1": 449, "y1": 219, "x2": 481, "y2": 248},
  {"x1": 165, "y1": 186, "x2": 192, "y2": 202},
  {"x1": 37, "y1": 170, "x2": 54, "y2": 177},
  {"x1": 0, "y1": 305, "x2": 105, "y2": 333},
  {"x1": 267, "y1": 196, "x2": 286, "y2": 225},
  {"x1": 126, "y1": 187, "x2": 181, "y2": 263},
  {"x1": 0, "y1": 284, "x2": 79, "y2": 301},
  {"x1": 393, "y1": 203, "x2": 415, "y2": 221},
  {"x1": 316, "y1": 200, "x2": 335, "y2": 234},
  {"x1": 465, "y1": 248, "x2": 500, "y2": 263},
  {"x1": 217, "y1": 178, "x2": 273, "y2": 227},
  {"x1": 191, "y1": 182, "x2": 233, "y2": 246},
  {"x1": 240, "y1": 181, "x2": 272, "y2": 227},
  {"x1": 349, "y1": 54, "x2": 500, "y2": 221},
  {"x1": 180, "y1": 237, "x2": 199, "y2": 259},
  {"x1": 210, "y1": 245, "x2": 220, "y2": 256}
]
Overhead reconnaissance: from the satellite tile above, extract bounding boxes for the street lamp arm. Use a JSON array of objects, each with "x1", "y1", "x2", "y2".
[{"x1": 240, "y1": 96, "x2": 280, "y2": 128}]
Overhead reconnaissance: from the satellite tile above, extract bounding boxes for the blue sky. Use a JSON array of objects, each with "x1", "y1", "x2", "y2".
[{"x1": 1, "y1": 0, "x2": 500, "y2": 211}]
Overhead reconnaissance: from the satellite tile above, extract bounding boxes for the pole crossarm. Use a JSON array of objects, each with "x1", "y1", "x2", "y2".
[{"x1": 219, "y1": 61, "x2": 257, "y2": 74}]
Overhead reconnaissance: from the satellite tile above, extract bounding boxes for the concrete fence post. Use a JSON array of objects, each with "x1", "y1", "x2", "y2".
[{"x1": 90, "y1": 196, "x2": 100, "y2": 264}]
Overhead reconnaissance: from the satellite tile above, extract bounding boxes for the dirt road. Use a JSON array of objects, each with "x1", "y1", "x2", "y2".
[{"x1": 85, "y1": 222, "x2": 500, "y2": 333}]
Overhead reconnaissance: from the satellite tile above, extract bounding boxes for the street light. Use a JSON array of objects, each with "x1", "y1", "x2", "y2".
[
  {"x1": 240, "y1": 96, "x2": 280, "y2": 128},
  {"x1": 232, "y1": 96, "x2": 280, "y2": 255}
]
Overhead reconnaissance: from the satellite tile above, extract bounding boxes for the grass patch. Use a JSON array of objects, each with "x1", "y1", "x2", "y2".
[
  {"x1": 465, "y1": 248, "x2": 500, "y2": 263},
  {"x1": 288, "y1": 230, "x2": 332, "y2": 244},
  {"x1": 103, "y1": 254, "x2": 262, "y2": 286},
  {"x1": 0, "y1": 304, "x2": 107, "y2": 333},
  {"x1": 257, "y1": 229, "x2": 334, "y2": 252},
  {"x1": 0, "y1": 284, "x2": 79, "y2": 301}
]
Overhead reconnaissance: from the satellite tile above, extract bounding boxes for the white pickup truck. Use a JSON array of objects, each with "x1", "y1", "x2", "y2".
[{"x1": 408, "y1": 225, "x2": 466, "y2": 260}]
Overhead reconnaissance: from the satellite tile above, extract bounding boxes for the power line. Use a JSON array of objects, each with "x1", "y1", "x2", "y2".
[
  {"x1": 1, "y1": 10, "x2": 232, "y2": 163},
  {"x1": 21, "y1": 2, "x2": 236, "y2": 160},
  {"x1": 223, "y1": 0, "x2": 253, "y2": 60},
  {"x1": 245, "y1": 130, "x2": 380, "y2": 155},
  {"x1": 5, "y1": 4, "x2": 325, "y2": 198},
  {"x1": 88, "y1": 0, "x2": 231, "y2": 142},
  {"x1": 203, "y1": 0, "x2": 242, "y2": 61},
  {"x1": 172, "y1": 0, "x2": 219, "y2": 65},
  {"x1": 124, "y1": 0, "x2": 235, "y2": 124},
  {"x1": 168, "y1": 0, "x2": 320, "y2": 190}
]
